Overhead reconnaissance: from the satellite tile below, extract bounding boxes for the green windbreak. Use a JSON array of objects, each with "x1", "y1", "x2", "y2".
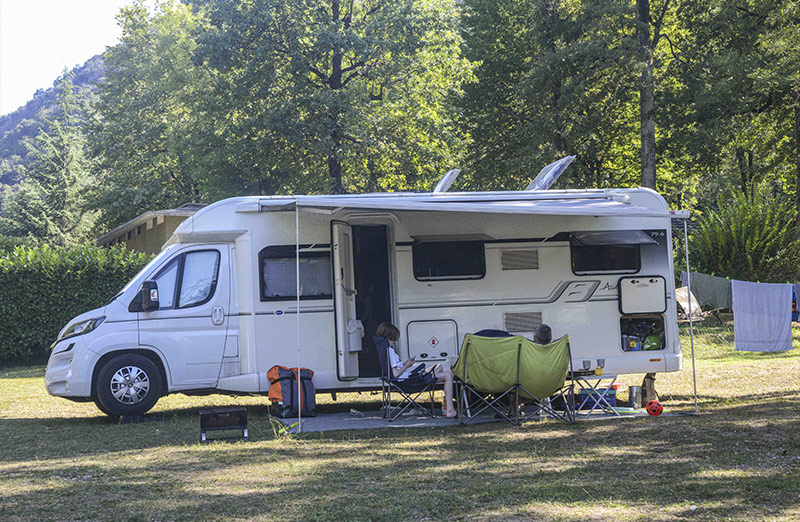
[{"x1": 451, "y1": 334, "x2": 571, "y2": 399}]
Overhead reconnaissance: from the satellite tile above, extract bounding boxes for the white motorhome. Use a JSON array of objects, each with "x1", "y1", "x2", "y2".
[{"x1": 46, "y1": 185, "x2": 684, "y2": 416}]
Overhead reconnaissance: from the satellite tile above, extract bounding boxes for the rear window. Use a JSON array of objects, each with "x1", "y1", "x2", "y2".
[{"x1": 412, "y1": 241, "x2": 485, "y2": 281}]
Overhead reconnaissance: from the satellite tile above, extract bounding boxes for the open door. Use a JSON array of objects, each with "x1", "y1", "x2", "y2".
[{"x1": 332, "y1": 222, "x2": 360, "y2": 379}]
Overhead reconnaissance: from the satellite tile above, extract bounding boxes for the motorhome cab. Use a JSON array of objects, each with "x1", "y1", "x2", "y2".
[{"x1": 46, "y1": 185, "x2": 684, "y2": 416}]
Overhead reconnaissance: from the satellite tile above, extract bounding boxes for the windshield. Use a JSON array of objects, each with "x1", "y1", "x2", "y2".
[{"x1": 108, "y1": 246, "x2": 178, "y2": 304}]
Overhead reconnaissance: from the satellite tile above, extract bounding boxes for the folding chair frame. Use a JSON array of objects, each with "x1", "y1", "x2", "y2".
[
  {"x1": 381, "y1": 377, "x2": 438, "y2": 422},
  {"x1": 455, "y1": 338, "x2": 576, "y2": 426},
  {"x1": 373, "y1": 336, "x2": 438, "y2": 422},
  {"x1": 676, "y1": 286, "x2": 724, "y2": 325}
]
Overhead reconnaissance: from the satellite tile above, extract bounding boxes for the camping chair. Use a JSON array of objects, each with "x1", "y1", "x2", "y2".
[
  {"x1": 676, "y1": 286, "x2": 723, "y2": 325},
  {"x1": 452, "y1": 334, "x2": 575, "y2": 425},
  {"x1": 373, "y1": 336, "x2": 438, "y2": 422}
]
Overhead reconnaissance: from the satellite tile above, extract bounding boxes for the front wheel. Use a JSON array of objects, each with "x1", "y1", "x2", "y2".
[
  {"x1": 96, "y1": 354, "x2": 163, "y2": 416},
  {"x1": 93, "y1": 396, "x2": 114, "y2": 416}
]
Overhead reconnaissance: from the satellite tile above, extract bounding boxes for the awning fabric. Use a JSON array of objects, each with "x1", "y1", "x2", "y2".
[
  {"x1": 570, "y1": 230, "x2": 658, "y2": 246},
  {"x1": 254, "y1": 195, "x2": 671, "y2": 218}
]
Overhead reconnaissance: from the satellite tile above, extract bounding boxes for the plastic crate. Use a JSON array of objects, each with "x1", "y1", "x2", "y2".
[{"x1": 577, "y1": 389, "x2": 616, "y2": 410}]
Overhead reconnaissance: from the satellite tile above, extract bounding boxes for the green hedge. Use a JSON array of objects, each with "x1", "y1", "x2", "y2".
[
  {"x1": 0, "y1": 243, "x2": 151, "y2": 363},
  {"x1": 0, "y1": 235, "x2": 39, "y2": 253}
]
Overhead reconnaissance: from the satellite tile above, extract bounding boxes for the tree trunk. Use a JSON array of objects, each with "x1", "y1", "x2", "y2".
[
  {"x1": 794, "y1": 90, "x2": 800, "y2": 234},
  {"x1": 255, "y1": 166, "x2": 271, "y2": 196},
  {"x1": 552, "y1": 82, "x2": 566, "y2": 155},
  {"x1": 736, "y1": 148, "x2": 748, "y2": 197},
  {"x1": 637, "y1": 0, "x2": 657, "y2": 190},
  {"x1": 328, "y1": 148, "x2": 344, "y2": 194},
  {"x1": 541, "y1": 3, "x2": 566, "y2": 155},
  {"x1": 325, "y1": 0, "x2": 344, "y2": 193}
]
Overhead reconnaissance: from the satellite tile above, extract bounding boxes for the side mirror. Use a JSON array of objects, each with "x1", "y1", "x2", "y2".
[{"x1": 142, "y1": 280, "x2": 159, "y2": 312}]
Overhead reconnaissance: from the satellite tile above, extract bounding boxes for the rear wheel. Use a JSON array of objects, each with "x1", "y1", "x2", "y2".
[{"x1": 96, "y1": 354, "x2": 163, "y2": 416}]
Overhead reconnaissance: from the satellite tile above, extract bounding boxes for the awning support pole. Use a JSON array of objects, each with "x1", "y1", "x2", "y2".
[
  {"x1": 296, "y1": 204, "x2": 303, "y2": 432},
  {"x1": 683, "y1": 220, "x2": 699, "y2": 414}
]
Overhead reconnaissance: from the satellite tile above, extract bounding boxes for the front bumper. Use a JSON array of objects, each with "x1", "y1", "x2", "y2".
[{"x1": 44, "y1": 340, "x2": 97, "y2": 398}]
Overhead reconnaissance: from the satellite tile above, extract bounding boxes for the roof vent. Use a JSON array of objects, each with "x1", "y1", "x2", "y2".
[{"x1": 433, "y1": 169, "x2": 461, "y2": 193}]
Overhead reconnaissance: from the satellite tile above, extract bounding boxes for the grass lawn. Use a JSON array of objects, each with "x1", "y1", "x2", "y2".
[{"x1": 1, "y1": 317, "x2": 799, "y2": 521}]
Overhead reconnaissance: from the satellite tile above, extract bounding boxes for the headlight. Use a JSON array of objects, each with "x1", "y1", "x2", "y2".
[{"x1": 52, "y1": 316, "x2": 106, "y2": 348}]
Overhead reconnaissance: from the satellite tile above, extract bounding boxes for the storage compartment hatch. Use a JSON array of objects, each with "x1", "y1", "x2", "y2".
[
  {"x1": 618, "y1": 276, "x2": 666, "y2": 314},
  {"x1": 407, "y1": 320, "x2": 458, "y2": 362}
]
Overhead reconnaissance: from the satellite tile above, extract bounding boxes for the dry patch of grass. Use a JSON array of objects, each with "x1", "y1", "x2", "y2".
[{"x1": 1, "y1": 321, "x2": 799, "y2": 521}]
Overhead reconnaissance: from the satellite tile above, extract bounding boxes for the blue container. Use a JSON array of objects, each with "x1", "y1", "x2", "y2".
[
  {"x1": 578, "y1": 389, "x2": 616, "y2": 410},
  {"x1": 622, "y1": 335, "x2": 642, "y2": 352}
]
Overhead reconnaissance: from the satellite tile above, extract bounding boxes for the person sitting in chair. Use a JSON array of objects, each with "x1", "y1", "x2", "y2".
[
  {"x1": 375, "y1": 322, "x2": 457, "y2": 418},
  {"x1": 513, "y1": 324, "x2": 553, "y2": 418},
  {"x1": 534, "y1": 324, "x2": 552, "y2": 344}
]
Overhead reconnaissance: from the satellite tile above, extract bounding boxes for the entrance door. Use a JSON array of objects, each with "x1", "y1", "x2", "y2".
[
  {"x1": 332, "y1": 222, "x2": 360, "y2": 379},
  {"x1": 139, "y1": 246, "x2": 230, "y2": 388},
  {"x1": 352, "y1": 225, "x2": 393, "y2": 378}
]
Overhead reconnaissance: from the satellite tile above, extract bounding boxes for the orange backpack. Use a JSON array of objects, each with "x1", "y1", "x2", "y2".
[{"x1": 267, "y1": 366, "x2": 316, "y2": 417}]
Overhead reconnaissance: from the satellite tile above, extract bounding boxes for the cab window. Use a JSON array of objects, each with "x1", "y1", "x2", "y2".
[{"x1": 152, "y1": 250, "x2": 221, "y2": 309}]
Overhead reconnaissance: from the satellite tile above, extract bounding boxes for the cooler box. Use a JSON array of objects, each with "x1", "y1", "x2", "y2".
[{"x1": 578, "y1": 388, "x2": 617, "y2": 409}]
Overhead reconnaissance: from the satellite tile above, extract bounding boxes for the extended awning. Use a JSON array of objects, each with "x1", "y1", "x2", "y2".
[
  {"x1": 250, "y1": 195, "x2": 673, "y2": 218},
  {"x1": 570, "y1": 230, "x2": 659, "y2": 246}
]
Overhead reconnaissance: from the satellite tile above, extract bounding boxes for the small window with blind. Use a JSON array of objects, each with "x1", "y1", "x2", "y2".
[{"x1": 259, "y1": 246, "x2": 333, "y2": 301}]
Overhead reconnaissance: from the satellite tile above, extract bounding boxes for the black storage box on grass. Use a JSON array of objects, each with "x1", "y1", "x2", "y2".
[{"x1": 199, "y1": 407, "x2": 248, "y2": 442}]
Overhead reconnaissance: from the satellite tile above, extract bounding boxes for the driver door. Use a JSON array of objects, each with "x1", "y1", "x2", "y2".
[{"x1": 139, "y1": 246, "x2": 230, "y2": 388}]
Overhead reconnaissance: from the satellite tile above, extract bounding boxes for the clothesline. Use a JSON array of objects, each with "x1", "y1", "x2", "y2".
[{"x1": 678, "y1": 271, "x2": 795, "y2": 352}]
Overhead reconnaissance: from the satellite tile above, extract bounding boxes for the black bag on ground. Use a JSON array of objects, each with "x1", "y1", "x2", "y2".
[{"x1": 267, "y1": 366, "x2": 316, "y2": 418}]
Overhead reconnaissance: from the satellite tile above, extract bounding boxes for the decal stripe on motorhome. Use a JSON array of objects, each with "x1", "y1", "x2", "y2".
[
  {"x1": 247, "y1": 309, "x2": 335, "y2": 315},
  {"x1": 395, "y1": 236, "x2": 556, "y2": 247},
  {"x1": 399, "y1": 279, "x2": 607, "y2": 309}
]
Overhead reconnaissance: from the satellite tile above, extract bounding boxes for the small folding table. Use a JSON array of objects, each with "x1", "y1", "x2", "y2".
[{"x1": 572, "y1": 372, "x2": 619, "y2": 417}]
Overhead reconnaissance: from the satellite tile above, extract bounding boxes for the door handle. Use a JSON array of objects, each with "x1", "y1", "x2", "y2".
[
  {"x1": 344, "y1": 288, "x2": 357, "y2": 297},
  {"x1": 212, "y1": 306, "x2": 225, "y2": 325}
]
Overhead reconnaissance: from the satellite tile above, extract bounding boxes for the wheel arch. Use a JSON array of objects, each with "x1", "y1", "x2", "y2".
[{"x1": 91, "y1": 349, "x2": 169, "y2": 399}]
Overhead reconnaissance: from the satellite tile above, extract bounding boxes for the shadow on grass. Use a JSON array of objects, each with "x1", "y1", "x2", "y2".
[
  {"x1": 664, "y1": 388, "x2": 800, "y2": 406},
  {"x1": 1, "y1": 405, "x2": 798, "y2": 521}
]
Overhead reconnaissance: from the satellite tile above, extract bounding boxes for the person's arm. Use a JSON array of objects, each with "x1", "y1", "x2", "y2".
[{"x1": 392, "y1": 358, "x2": 416, "y2": 379}]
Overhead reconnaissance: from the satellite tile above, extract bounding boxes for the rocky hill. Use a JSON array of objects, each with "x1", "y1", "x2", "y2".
[{"x1": 0, "y1": 55, "x2": 105, "y2": 186}]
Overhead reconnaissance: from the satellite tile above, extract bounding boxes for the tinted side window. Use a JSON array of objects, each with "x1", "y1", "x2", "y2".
[
  {"x1": 571, "y1": 245, "x2": 640, "y2": 274},
  {"x1": 412, "y1": 241, "x2": 485, "y2": 281},
  {"x1": 178, "y1": 250, "x2": 220, "y2": 308},
  {"x1": 259, "y1": 246, "x2": 333, "y2": 300}
]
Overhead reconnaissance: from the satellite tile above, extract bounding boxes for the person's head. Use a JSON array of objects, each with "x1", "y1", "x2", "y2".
[
  {"x1": 376, "y1": 322, "x2": 400, "y2": 345},
  {"x1": 534, "y1": 324, "x2": 552, "y2": 344}
]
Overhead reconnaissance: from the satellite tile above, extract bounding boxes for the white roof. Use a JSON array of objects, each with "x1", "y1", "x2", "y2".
[{"x1": 240, "y1": 190, "x2": 676, "y2": 218}]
